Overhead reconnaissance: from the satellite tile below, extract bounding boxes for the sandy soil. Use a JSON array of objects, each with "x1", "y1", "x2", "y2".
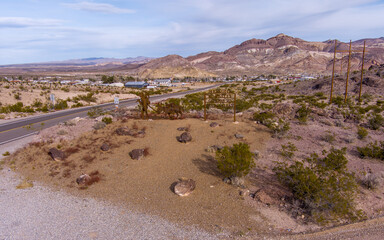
[{"x1": 4, "y1": 117, "x2": 279, "y2": 236}]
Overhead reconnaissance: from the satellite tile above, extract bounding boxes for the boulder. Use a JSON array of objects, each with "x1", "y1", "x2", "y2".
[
  {"x1": 100, "y1": 143, "x2": 110, "y2": 151},
  {"x1": 48, "y1": 148, "x2": 65, "y2": 161},
  {"x1": 177, "y1": 132, "x2": 192, "y2": 143},
  {"x1": 235, "y1": 133, "x2": 244, "y2": 139},
  {"x1": 76, "y1": 174, "x2": 91, "y2": 185},
  {"x1": 129, "y1": 149, "x2": 145, "y2": 160},
  {"x1": 209, "y1": 122, "x2": 219, "y2": 127},
  {"x1": 174, "y1": 178, "x2": 196, "y2": 196},
  {"x1": 254, "y1": 189, "x2": 276, "y2": 205}
]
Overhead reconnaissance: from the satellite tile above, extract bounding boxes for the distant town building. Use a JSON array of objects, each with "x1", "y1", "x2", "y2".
[
  {"x1": 153, "y1": 79, "x2": 171, "y2": 87},
  {"x1": 124, "y1": 81, "x2": 148, "y2": 88}
]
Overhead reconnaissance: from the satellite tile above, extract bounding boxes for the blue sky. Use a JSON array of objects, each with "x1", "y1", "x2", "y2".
[{"x1": 1, "y1": 0, "x2": 384, "y2": 65}]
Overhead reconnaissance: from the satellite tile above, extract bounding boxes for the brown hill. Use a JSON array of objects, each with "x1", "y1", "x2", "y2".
[{"x1": 133, "y1": 34, "x2": 384, "y2": 77}]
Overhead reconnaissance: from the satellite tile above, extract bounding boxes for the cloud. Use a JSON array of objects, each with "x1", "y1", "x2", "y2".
[
  {"x1": 0, "y1": 17, "x2": 62, "y2": 28},
  {"x1": 64, "y1": 1, "x2": 135, "y2": 14}
]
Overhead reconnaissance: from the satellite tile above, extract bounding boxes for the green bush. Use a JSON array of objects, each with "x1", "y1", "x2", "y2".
[
  {"x1": 87, "y1": 107, "x2": 103, "y2": 118},
  {"x1": 54, "y1": 100, "x2": 68, "y2": 110},
  {"x1": 253, "y1": 111, "x2": 275, "y2": 124},
  {"x1": 296, "y1": 104, "x2": 311, "y2": 123},
  {"x1": 216, "y1": 142, "x2": 255, "y2": 178},
  {"x1": 274, "y1": 148, "x2": 363, "y2": 223},
  {"x1": 280, "y1": 142, "x2": 297, "y2": 159},
  {"x1": 368, "y1": 114, "x2": 384, "y2": 130},
  {"x1": 102, "y1": 117, "x2": 113, "y2": 125},
  {"x1": 357, "y1": 141, "x2": 384, "y2": 160},
  {"x1": 357, "y1": 127, "x2": 368, "y2": 140}
]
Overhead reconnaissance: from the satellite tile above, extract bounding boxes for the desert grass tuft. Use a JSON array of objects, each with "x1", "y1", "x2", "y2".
[{"x1": 16, "y1": 179, "x2": 34, "y2": 189}]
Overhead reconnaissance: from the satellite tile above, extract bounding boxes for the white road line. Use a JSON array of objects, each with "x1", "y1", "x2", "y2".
[{"x1": 0, "y1": 132, "x2": 39, "y2": 146}]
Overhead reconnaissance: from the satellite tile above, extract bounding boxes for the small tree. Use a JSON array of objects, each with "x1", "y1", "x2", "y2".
[{"x1": 216, "y1": 143, "x2": 255, "y2": 178}]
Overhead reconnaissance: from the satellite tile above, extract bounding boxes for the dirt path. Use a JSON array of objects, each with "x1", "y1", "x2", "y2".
[{"x1": 290, "y1": 217, "x2": 384, "y2": 240}]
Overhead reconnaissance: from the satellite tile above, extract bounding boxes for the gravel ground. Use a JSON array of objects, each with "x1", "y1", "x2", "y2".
[
  {"x1": 0, "y1": 138, "x2": 225, "y2": 240},
  {"x1": 0, "y1": 168, "x2": 224, "y2": 240}
]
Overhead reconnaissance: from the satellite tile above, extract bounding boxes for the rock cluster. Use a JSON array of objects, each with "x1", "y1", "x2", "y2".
[{"x1": 115, "y1": 127, "x2": 145, "y2": 138}]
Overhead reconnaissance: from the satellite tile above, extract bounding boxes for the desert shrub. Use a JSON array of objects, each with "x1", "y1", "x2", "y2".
[
  {"x1": 71, "y1": 102, "x2": 84, "y2": 108},
  {"x1": 0, "y1": 114, "x2": 5, "y2": 119},
  {"x1": 216, "y1": 142, "x2": 255, "y2": 178},
  {"x1": 14, "y1": 92, "x2": 21, "y2": 100},
  {"x1": 274, "y1": 148, "x2": 363, "y2": 223},
  {"x1": 87, "y1": 107, "x2": 103, "y2": 118},
  {"x1": 2, "y1": 151, "x2": 10, "y2": 156},
  {"x1": 102, "y1": 117, "x2": 113, "y2": 125},
  {"x1": 357, "y1": 141, "x2": 384, "y2": 160},
  {"x1": 322, "y1": 132, "x2": 336, "y2": 143},
  {"x1": 253, "y1": 111, "x2": 275, "y2": 124},
  {"x1": 357, "y1": 127, "x2": 368, "y2": 140},
  {"x1": 235, "y1": 98, "x2": 254, "y2": 112},
  {"x1": 61, "y1": 87, "x2": 70, "y2": 92},
  {"x1": 31, "y1": 99, "x2": 43, "y2": 108},
  {"x1": 74, "y1": 92, "x2": 96, "y2": 103},
  {"x1": 296, "y1": 104, "x2": 311, "y2": 123},
  {"x1": 266, "y1": 118, "x2": 290, "y2": 138},
  {"x1": 54, "y1": 100, "x2": 68, "y2": 110},
  {"x1": 280, "y1": 142, "x2": 297, "y2": 159},
  {"x1": 368, "y1": 113, "x2": 384, "y2": 130},
  {"x1": 360, "y1": 173, "x2": 380, "y2": 189},
  {"x1": 181, "y1": 93, "x2": 204, "y2": 111}
]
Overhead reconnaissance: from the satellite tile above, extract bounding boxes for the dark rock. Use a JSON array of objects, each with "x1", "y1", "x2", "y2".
[
  {"x1": 362, "y1": 77, "x2": 378, "y2": 87},
  {"x1": 177, "y1": 132, "x2": 192, "y2": 143},
  {"x1": 76, "y1": 174, "x2": 91, "y2": 185},
  {"x1": 312, "y1": 82, "x2": 324, "y2": 90},
  {"x1": 235, "y1": 133, "x2": 244, "y2": 139},
  {"x1": 48, "y1": 148, "x2": 65, "y2": 161},
  {"x1": 129, "y1": 149, "x2": 145, "y2": 160},
  {"x1": 174, "y1": 178, "x2": 196, "y2": 196},
  {"x1": 177, "y1": 127, "x2": 188, "y2": 131},
  {"x1": 209, "y1": 122, "x2": 219, "y2": 127},
  {"x1": 100, "y1": 143, "x2": 110, "y2": 151}
]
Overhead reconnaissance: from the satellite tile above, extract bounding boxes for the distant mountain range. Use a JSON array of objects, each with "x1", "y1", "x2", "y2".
[{"x1": 1, "y1": 34, "x2": 384, "y2": 78}]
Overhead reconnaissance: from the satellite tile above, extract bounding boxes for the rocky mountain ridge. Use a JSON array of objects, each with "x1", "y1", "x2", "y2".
[{"x1": 131, "y1": 34, "x2": 384, "y2": 78}]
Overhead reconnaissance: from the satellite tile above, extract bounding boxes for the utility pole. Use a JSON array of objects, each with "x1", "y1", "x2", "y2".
[{"x1": 344, "y1": 40, "x2": 352, "y2": 103}]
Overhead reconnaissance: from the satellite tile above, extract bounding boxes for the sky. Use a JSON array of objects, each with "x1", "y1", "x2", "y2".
[{"x1": 1, "y1": 0, "x2": 384, "y2": 65}]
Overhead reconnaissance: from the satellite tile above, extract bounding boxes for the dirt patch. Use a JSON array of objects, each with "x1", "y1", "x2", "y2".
[{"x1": 5, "y1": 118, "x2": 275, "y2": 235}]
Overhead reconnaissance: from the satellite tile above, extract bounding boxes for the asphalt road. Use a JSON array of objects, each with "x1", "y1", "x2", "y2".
[{"x1": 0, "y1": 84, "x2": 221, "y2": 145}]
